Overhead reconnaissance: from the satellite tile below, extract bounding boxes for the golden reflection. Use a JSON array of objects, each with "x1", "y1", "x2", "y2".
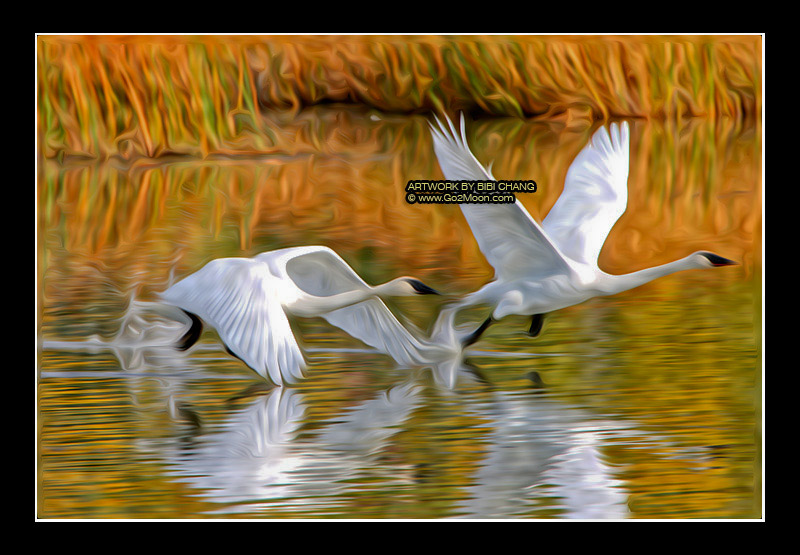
[
  {"x1": 37, "y1": 34, "x2": 762, "y2": 520},
  {"x1": 39, "y1": 114, "x2": 760, "y2": 294}
]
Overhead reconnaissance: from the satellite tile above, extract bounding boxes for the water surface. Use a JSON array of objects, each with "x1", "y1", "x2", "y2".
[{"x1": 37, "y1": 109, "x2": 761, "y2": 519}]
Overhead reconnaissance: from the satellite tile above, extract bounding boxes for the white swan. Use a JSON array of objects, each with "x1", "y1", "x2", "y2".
[
  {"x1": 429, "y1": 114, "x2": 736, "y2": 342},
  {"x1": 158, "y1": 246, "x2": 442, "y2": 385}
]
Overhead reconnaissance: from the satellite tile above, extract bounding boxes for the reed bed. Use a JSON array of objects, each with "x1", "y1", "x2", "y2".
[
  {"x1": 37, "y1": 35, "x2": 762, "y2": 293},
  {"x1": 37, "y1": 35, "x2": 761, "y2": 162},
  {"x1": 37, "y1": 35, "x2": 762, "y2": 520}
]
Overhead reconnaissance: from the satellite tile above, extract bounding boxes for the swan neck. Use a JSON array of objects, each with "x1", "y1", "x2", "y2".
[
  {"x1": 606, "y1": 257, "x2": 695, "y2": 295},
  {"x1": 295, "y1": 286, "x2": 375, "y2": 316},
  {"x1": 373, "y1": 280, "x2": 397, "y2": 296}
]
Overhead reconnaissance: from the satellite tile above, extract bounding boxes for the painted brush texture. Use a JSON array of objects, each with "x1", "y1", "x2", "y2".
[
  {"x1": 37, "y1": 35, "x2": 761, "y2": 162},
  {"x1": 37, "y1": 36, "x2": 762, "y2": 519}
]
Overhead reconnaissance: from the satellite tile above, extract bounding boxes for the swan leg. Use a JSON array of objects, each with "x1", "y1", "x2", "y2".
[
  {"x1": 527, "y1": 314, "x2": 545, "y2": 338},
  {"x1": 462, "y1": 316, "x2": 493, "y2": 347},
  {"x1": 176, "y1": 310, "x2": 203, "y2": 351}
]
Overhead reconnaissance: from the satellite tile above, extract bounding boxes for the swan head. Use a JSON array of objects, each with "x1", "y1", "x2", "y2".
[
  {"x1": 693, "y1": 251, "x2": 738, "y2": 268},
  {"x1": 404, "y1": 278, "x2": 442, "y2": 295},
  {"x1": 382, "y1": 277, "x2": 442, "y2": 296}
]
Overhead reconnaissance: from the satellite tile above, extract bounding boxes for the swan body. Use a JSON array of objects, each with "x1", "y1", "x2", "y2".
[
  {"x1": 159, "y1": 246, "x2": 441, "y2": 385},
  {"x1": 429, "y1": 114, "x2": 736, "y2": 339}
]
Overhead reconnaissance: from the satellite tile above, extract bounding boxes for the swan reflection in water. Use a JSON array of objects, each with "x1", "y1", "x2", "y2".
[
  {"x1": 160, "y1": 380, "x2": 424, "y2": 514},
  {"x1": 39, "y1": 265, "x2": 709, "y2": 519},
  {"x1": 152, "y1": 362, "x2": 633, "y2": 519},
  {"x1": 44, "y1": 302, "x2": 710, "y2": 519},
  {"x1": 456, "y1": 387, "x2": 630, "y2": 519},
  {"x1": 51, "y1": 288, "x2": 473, "y2": 388},
  {"x1": 40, "y1": 297, "x2": 197, "y2": 374}
]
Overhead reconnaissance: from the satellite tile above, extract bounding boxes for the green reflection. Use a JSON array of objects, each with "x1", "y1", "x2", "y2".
[{"x1": 37, "y1": 111, "x2": 761, "y2": 519}]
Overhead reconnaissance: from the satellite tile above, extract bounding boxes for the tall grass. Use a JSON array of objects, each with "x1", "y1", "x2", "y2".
[{"x1": 37, "y1": 35, "x2": 762, "y2": 162}]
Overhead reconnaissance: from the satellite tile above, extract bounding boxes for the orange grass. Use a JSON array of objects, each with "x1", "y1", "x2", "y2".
[{"x1": 37, "y1": 35, "x2": 762, "y2": 162}]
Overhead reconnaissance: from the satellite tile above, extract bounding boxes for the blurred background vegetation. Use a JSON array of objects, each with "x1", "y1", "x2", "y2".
[
  {"x1": 36, "y1": 35, "x2": 763, "y2": 520},
  {"x1": 36, "y1": 34, "x2": 762, "y2": 274},
  {"x1": 37, "y1": 34, "x2": 761, "y2": 162}
]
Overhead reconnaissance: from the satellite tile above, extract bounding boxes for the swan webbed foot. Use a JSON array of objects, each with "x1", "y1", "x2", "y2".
[
  {"x1": 527, "y1": 314, "x2": 544, "y2": 338},
  {"x1": 527, "y1": 371, "x2": 546, "y2": 389},
  {"x1": 462, "y1": 316, "x2": 493, "y2": 347},
  {"x1": 176, "y1": 310, "x2": 203, "y2": 351}
]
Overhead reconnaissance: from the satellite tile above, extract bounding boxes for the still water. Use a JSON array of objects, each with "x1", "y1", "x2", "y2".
[{"x1": 37, "y1": 109, "x2": 761, "y2": 519}]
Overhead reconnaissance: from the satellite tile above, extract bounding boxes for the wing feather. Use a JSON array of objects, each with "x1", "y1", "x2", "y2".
[
  {"x1": 429, "y1": 114, "x2": 571, "y2": 280},
  {"x1": 542, "y1": 122, "x2": 630, "y2": 266},
  {"x1": 284, "y1": 247, "x2": 435, "y2": 366},
  {"x1": 159, "y1": 257, "x2": 306, "y2": 385},
  {"x1": 322, "y1": 298, "x2": 433, "y2": 366}
]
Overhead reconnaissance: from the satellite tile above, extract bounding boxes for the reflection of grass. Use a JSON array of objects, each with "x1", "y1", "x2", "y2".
[
  {"x1": 37, "y1": 37, "x2": 762, "y2": 521},
  {"x1": 37, "y1": 35, "x2": 761, "y2": 162},
  {"x1": 38, "y1": 115, "x2": 760, "y2": 287}
]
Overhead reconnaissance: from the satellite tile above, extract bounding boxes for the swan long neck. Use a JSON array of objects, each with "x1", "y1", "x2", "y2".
[
  {"x1": 295, "y1": 286, "x2": 377, "y2": 316},
  {"x1": 603, "y1": 257, "x2": 697, "y2": 295},
  {"x1": 293, "y1": 278, "x2": 413, "y2": 317},
  {"x1": 373, "y1": 279, "x2": 402, "y2": 296}
]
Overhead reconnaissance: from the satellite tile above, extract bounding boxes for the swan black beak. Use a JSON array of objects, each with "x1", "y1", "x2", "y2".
[
  {"x1": 407, "y1": 279, "x2": 442, "y2": 295},
  {"x1": 701, "y1": 252, "x2": 738, "y2": 267}
]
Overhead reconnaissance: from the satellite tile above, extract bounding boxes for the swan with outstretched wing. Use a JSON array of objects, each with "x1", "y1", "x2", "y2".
[
  {"x1": 159, "y1": 246, "x2": 442, "y2": 385},
  {"x1": 429, "y1": 114, "x2": 736, "y2": 342}
]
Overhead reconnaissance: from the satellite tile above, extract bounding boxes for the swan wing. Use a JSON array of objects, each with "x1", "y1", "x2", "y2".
[
  {"x1": 283, "y1": 246, "x2": 433, "y2": 366},
  {"x1": 542, "y1": 122, "x2": 630, "y2": 267},
  {"x1": 429, "y1": 114, "x2": 571, "y2": 280},
  {"x1": 159, "y1": 257, "x2": 306, "y2": 385},
  {"x1": 322, "y1": 298, "x2": 433, "y2": 366}
]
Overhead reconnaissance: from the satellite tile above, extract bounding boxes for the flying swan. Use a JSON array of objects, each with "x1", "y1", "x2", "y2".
[
  {"x1": 158, "y1": 246, "x2": 442, "y2": 386},
  {"x1": 429, "y1": 114, "x2": 736, "y2": 343}
]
